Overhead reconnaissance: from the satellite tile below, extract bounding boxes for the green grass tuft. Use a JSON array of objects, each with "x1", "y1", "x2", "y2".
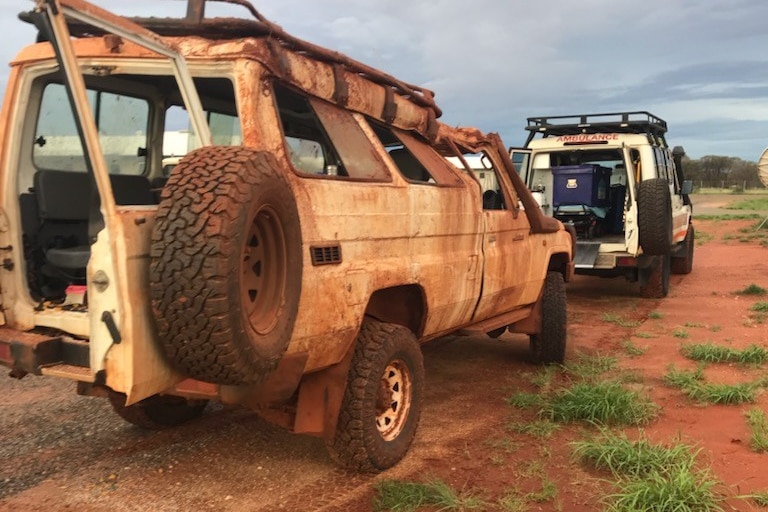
[
  {"x1": 736, "y1": 284, "x2": 767, "y2": 296},
  {"x1": 602, "y1": 312, "x2": 641, "y2": 328},
  {"x1": 544, "y1": 381, "x2": 658, "y2": 425},
  {"x1": 752, "y1": 302, "x2": 768, "y2": 313},
  {"x1": 752, "y1": 490, "x2": 768, "y2": 507},
  {"x1": 372, "y1": 479, "x2": 486, "y2": 512},
  {"x1": 648, "y1": 311, "x2": 664, "y2": 319},
  {"x1": 746, "y1": 408, "x2": 768, "y2": 453},
  {"x1": 673, "y1": 327, "x2": 690, "y2": 339},
  {"x1": 622, "y1": 339, "x2": 647, "y2": 357},
  {"x1": 573, "y1": 431, "x2": 695, "y2": 478},
  {"x1": 606, "y1": 464, "x2": 724, "y2": 512},
  {"x1": 506, "y1": 419, "x2": 560, "y2": 438},
  {"x1": 681, "y1": 343, "x2": 768, "y2": 365},
  {"x1": 664, "y1": 365, "x2": 759, "y2": 404},
  {"x1": 565, "y1": 353, "x2": 618, "y2": 380},
  {"x1": 506, "y1": 392, "x2": 543, "y2": 409}
]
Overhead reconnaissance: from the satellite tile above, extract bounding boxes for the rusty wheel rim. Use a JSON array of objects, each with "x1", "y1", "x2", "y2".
[
  {"x1": 240, "y1": 205, "x2": 287, "y2": 335},
  {"x1": 375, "y1": 359, "x2": 412, "y2": 441}
]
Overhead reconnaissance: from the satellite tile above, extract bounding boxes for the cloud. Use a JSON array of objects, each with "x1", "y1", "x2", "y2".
[{"x1": 0, "y1": 0, "x2": 765, "y2": 160}]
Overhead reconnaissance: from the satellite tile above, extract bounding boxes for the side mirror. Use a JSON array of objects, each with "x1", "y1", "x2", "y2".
[{"x1": 681, "y1": 180, "x2": 693, "y2": 195}]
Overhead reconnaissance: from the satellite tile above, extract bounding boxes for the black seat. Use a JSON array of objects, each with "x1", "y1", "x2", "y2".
[{"x1": 34, "y1": 170, "x2": 154, "y2": 273}]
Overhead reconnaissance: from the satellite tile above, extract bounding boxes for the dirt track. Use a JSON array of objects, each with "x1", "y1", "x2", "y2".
[{"x1": 1, "y1": 214, "x2": 767, "y2": 511}]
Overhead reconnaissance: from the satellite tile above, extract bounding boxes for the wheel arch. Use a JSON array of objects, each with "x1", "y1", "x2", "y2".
[{"x1": 363, "y1": 284, "x2": 427, "y2": 337}]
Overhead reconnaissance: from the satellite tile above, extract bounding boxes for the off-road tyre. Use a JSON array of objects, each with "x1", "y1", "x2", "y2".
[
  {"x1": 529, "y1": 271, "x2": 567, "y2": 364},
  {"x1": 326, "y1": 318, "x2": 425, "y2": 472},
  {"x1": 150, "y1": 147, "x2": 302, "y2": 385},
  {"x1": 671, "y1": 224, "x2": 694, "y2": 275},
  {"x1": 639, "y1": 254, "x2": 670, "y2": 298},
  {"x1": 108, "y1": 391, "x2": 208, "y2": 430},
  {"x1": 638, "y1": 178, "x2": 673, "y2": 255}
]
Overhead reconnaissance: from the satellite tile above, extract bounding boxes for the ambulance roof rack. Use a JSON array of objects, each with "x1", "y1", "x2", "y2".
[{"x1": 524, "y1": 111, "x2": 668, "y2": 146}]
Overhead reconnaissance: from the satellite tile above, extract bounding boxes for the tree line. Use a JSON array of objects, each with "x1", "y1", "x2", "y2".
[{"x1": 682, "y1": 155, "x2": 763, "y2": 190}]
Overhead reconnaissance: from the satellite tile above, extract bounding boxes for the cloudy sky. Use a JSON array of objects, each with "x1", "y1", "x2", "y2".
[{"x1": 1, "y1": 0, "x2": 767, "y2": 161}]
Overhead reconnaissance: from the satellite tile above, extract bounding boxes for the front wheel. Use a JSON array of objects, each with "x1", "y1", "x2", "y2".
[
  {"x1": 108, "y1": 391, "x2": 208, "y2": 430},
  {"x1": 529, "y1": 272, "x2": 567, "y2": 364},
  {"x1": 326, "y1": 318, "x2": 425, "y2": 472}
]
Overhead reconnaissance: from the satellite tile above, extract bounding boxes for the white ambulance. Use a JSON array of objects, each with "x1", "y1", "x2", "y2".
[{"x1": 512, "y1": 112, "x2": 694, "y2": 298}]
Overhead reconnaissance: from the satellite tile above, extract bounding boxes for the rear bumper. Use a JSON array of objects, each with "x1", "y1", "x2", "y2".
[{"x1": 0, "y1": 327, "x2": 89, "y2": 377}]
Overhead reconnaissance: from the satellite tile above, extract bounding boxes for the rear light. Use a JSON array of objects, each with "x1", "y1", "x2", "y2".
[{"x1": 616, "y1": 257, "x2": 637, "y2": 267}]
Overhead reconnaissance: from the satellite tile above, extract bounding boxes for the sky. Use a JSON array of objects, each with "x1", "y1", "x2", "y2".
[{"x1": 0, "y1": 0, "x2": 767, "y2": 162}]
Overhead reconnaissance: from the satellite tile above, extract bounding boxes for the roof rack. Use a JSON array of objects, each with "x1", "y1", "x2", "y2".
[
  {"x1": 20, "y1": 0, "x2": 442, "y2": 118},
  {"x1": 524, "y1": 111, "x2": 667, "y2": 145}
]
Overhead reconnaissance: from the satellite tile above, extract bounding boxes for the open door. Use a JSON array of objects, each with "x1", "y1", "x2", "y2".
[{"x1": 33, "y1": 0, "x2": 212, "y2": 403}]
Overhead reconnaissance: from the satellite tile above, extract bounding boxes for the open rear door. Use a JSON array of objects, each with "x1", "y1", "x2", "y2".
[{"x1": 33, "y1": 0, "x2": 212, "y2": 403}]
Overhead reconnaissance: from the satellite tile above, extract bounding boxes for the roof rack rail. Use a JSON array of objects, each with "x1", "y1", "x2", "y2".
[
  {"x1": 20, "y1": 0, "x2": 442, "y2": 118},
  {"x1": 524, "y1": 111, "x2": 668, "y2": 145}
]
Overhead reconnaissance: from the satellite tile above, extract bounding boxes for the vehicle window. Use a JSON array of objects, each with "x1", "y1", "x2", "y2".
[
  {"x1": 367, "y1": 121, "x2": 463, "y2": 186},
  {"x1": 34, "y1": 83, "x2": 149, "y2": 175},
  {"x1": 450, "y1": 152, "x2": 508, "y2": 210},
  {"x1": 273, "y1": 84, "x2": 390, "y2": 181},
  {"x1": 163, "y1": 105, "x2": 242, "y2": 175}
]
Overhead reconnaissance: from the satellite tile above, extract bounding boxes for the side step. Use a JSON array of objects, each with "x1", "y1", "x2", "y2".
[{"x1": 0, "y1": 327, "x2": 89, "y2": 377}]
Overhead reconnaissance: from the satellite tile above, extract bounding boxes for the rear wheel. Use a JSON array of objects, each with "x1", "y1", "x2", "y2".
[
  {"x1": 638, "y1": 178, "x2": 673, "y2": 255},
  {"x1": 529, "y1": 272, "x2": 567, "y2": 364},
  {"x1": 108, "y1": 391, "x2": 208, "y2": 430},
  {"x1": 326, "y1": 318, "x2": 424, "y2": 472},
  {"x1": 671, "y1": 224, "x2": 694, "y2": 275},
  {"x1": 639, "y1": 254, "x2": 671, "y2": 298}
]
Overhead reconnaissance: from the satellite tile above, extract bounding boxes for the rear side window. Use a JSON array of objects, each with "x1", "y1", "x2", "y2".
[
  {"x1": 367, "y1": 121, "x2": 464, "y2": 187},
  {"x1": 273, "y1": 84, "x2": 390, "y2": 181},
  {"x1": 33, "y1": 83, "x2": 149, "y2": 175}
]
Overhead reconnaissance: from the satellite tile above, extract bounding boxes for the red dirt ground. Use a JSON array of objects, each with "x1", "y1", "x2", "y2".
[{"x1": 1, "y1": 216, "x2": 766, "y2": 511}]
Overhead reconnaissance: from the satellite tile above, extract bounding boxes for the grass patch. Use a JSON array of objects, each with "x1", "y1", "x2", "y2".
[
  {"x1": 664, "y1": 365, "x2": 759, "y2": 404},
  {"x1": 622, "y1": 339, "x2": 647, "y2": 357},
  {"x1": 746, "y1": 408, "x2": 768, "y2": 453},
  {"x1": 751, "y1": 302, "x2": 768, "y2": 313},
  {"x1": 526, "y1": 476, "x2": 557, "y2": 503},
  {"x1": 736, "y1": 284, "x2": 767, "y2": 296},
  {"x1": 695, "y1": 230, "x2": 715, "y2": 246},
  {"x1": 544, "y1": 381, "x2": 658, "y2": 425},
  {"x1": 606, "y1": 465, "x2": 723, "y2": 512},
  {"x1": 727, "y1": 197, "x2": 768, "y2": 210},
  {"x1": 528, "y1": 365, "x2": 558, "y2": 389},
  {"x1": 684, "y1": 322, "x2": 705, "y2": 328},
  {"x1": 602, "y1": 312, "x2": 641, "y2": 328},
  {"x1": 752, "y1": 490, "x2": 768, "y2": 507},
  {"x1": 497, "y1": 489, "x2": 526, "y2": 512},
  {"x1": 673, "y1": 327, "x2": 690, "y2": 339},
  {"x1": 634, "y1": 332, "x2": 656, "y2": 339},
  {"x1": 648, "y1": 311, "x2": 664, "y2": 319},
  {"x1": 681, "y1": 342, "x2": 768, "y2": 365},
  {"x1": 697, "y1": 213, "x2": 762, "y2": 221},
  {"x1": 565, "y1": 353, "x2": 617, "y2": 380},
  {"x1": 575, "y1": 431, "x2": 725, "y2": 512},
  {"x1": 506, "y1": 419, "x2": 560, "y2": 438},
  {"x1": 506, "y1": 392, "x2": 543, "y2": 409},
  {"x1": 372, "y1": 479, "x2": 486, "y2": 512},
  {"x1": 573, "y1": 431, "x2": 695, "y2": 478}
]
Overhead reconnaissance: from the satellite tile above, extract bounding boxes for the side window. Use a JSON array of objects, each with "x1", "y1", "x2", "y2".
[
  {"x1": 273, "y1": 84, "x2": 390, "y2": 180},
  {"x1": 34, "y1": 83, "x2": 149, "y2": 175},
  {"x1": 453, "y1": 152, "x2": 509, "y2": 210},
  {"x1": 367, "y1": 121, "x2": 463, "y2": 187}
]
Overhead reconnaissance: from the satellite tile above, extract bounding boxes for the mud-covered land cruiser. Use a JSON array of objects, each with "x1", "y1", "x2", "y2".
[
  {"x1": 512, "y1": 112, "x2": 693, "y2": 298},
  {"x1": 0, "y1": 0, "x2": 573, "y2": 471}
]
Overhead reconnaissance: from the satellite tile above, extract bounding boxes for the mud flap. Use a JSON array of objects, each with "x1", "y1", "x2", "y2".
[{"x1": 294, "y1": 347, "x2": 355, "y2": 438}]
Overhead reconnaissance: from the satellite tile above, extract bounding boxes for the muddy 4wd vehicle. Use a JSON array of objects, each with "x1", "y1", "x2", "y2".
[
  {"x1": 512, "y1": 112, "x2": 694, "y2": 298},
  {"x1": 0, "y1": 0, "x2": 573, "y2": 471}
]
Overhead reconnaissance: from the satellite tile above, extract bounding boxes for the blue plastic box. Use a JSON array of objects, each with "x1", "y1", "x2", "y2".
[{"x1": 551, "y1": 165, "x2": 612, "y2": 207}]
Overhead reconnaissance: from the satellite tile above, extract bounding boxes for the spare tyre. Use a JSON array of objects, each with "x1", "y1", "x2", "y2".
[
  {"x1": 150, "y1": 147, "x2": 302, "y2": 385},
  {"x1": 637, "y1": 178, "x2": 672, "y2": 255}
]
